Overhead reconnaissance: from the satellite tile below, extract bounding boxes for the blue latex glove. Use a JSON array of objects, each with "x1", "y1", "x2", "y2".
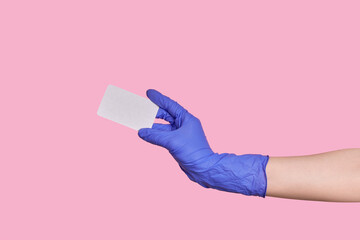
[{"x1": 138, "y1": 89, "x2": 270, "y2": 197}]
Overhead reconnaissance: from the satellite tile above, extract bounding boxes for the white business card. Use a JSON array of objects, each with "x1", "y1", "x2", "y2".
[{"x1": 97, "y1": 85, "x2": 159, "y2": 130}]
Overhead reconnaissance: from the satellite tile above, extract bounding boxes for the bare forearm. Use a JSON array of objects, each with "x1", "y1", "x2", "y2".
[{"x1": 266, "y1": 148, "x2": 360, "y2": 202}]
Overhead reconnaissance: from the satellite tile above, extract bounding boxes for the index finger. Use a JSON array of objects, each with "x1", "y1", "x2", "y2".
[{"x1": 146, "y1": 89, "x2": 188, "y2": 118}]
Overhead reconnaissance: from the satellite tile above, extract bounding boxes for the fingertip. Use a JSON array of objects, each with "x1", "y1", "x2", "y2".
[
  {"x1": 137, "y1": 129, "x2": 143, "y2": 138},
  {"x1": 138, "y1": 128, "x2": 148, "y2": 138},
  {"x1": 146, "y1": 89, "x2": 158, "y2": 97}
]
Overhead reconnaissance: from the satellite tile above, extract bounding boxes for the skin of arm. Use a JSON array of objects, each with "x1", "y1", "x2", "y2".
[{"x1": 266, "y1": 148, "x2": 360, "y2": 202}]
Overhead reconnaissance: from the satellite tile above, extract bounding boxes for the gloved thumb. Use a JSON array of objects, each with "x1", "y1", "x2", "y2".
[{"x1": 138, "y1": 128, "x2": 170, "y2": 148}]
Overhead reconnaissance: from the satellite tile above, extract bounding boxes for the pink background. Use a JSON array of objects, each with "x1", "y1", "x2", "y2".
[{"x1": 1, "y1": 0, "x2": 360, "y2": 239}]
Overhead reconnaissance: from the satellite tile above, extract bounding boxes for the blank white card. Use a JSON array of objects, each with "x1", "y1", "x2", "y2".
[{"x1": 97, "y1": 85, "x2": 159, "y2": 130}]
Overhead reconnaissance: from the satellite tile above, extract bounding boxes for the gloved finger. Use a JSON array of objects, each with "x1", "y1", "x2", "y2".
[
  {"x1": 138, "y1": 127, "x2": 171, "y2": 148},
  {"x1": 152, "y1": 123, "x2": 172, "y2": 131},
  {"x1": 156, "y1": 108, "x2": 175, "y2": 124},
  {"x1": 146, "y1": 89, "x2": 188, "y2": 119}
]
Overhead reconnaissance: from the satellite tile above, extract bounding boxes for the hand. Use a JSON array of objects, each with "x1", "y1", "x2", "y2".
[{"x1": 138, "y1": 89, "x2": 269, "y2": 197}]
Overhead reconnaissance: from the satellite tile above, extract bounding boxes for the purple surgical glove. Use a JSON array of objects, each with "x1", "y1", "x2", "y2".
[{"x1": 138, "y1": 89, "x2": 269, "y2": 197}]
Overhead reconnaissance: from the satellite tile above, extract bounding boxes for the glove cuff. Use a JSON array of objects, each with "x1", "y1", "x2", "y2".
[{"x1": 197, "y1": 153, "x2": 270, "y2": 198}]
